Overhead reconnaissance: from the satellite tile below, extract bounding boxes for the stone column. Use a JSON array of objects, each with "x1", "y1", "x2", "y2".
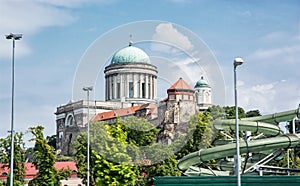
[
  {"x1": 153, "y1": 77, "x2": 157, "y2": 99},
  {"x1": 108, "y1": 76, "x2": 112, "y2": 100},
  {"x1": 113, "y1": 75, "x2": 117, "y2": 99},
  {"x1": 133, "y1": 73, "x2": 138, "y2": 98},
  {"x1": 125, "y1": 73, "x2": 129, "y2": 98},
  {"x1": 149, "y1": 75, "x2": 153, "y2": 99},
  {"x1": 120, "y1": 74, "x2": 123, "y2": 98},
  {"x1": 139, "y1": 74, "x2": 143, "y2": 98}
]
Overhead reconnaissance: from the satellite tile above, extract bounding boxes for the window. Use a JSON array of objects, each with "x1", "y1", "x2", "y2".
[
  {"x1": 117, "y1": 83, "x2": 120, "y2": 99},
  {"x1": 148, "y1": 83, "x2": 151, "y2": 98},
  {"x1": 129, "y1": 82, "x2": 134, "y2": 98},
  {"x1": 66, "y1": 114, "x2": 75, "y2": 126},
  {"x1": 111, "y1": 81, "x2": 114, "y2": 98},
  {"x1": 142, "y1": 83, "x2": 145, "y2": 98},
  {"x1": 169, "y1": 95, "x2": 175, "y2": 100},
  {"x1": 183, "y1": 95, "x2": 188, "y2": 100},
  {"x1": 177, "y1": 95, "x2": 182, "y2": 101}
]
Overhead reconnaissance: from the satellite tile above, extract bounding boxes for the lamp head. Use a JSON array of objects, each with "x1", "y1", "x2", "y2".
[
  {"x1": 234, "y1": 57, "x2": 244, "y2": 67},
  {"x1": 5, "y1": 33, "x2": 22, "y2": 40},
  {"x1": 83, "y1": 86, "x2": 93, "y2": 91}
]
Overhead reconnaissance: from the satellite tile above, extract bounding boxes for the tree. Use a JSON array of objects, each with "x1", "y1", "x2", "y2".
[
  {"x1": 223, "y1": 106, "x2": 246, "y2": 119},
  {"x1": 46, "y1": 135, "x2": 56, "y2": 150},
  {"x1": 206, "y1": 105, "x2": 226, "y2": 120},
  {"x1": 0, "y1": 132, "x2": 26, "y2": 186},
  {"x1": 74, "y1": 120, "x2": 139, "y2": 186},
  {"x1": 122, "y1": 116, "x2": 159, "y2": 147},
  {"x1": 121, "y1": 117, "x2": 180, "y2": 185},
  {"x1": 246, "y1": 110, "x2": 261, "y2": 117},
  {"x1": 137, "y1": 155, "x2": 180, "y2": 185},
  {"x1": 28, "y1": 126, "x2": 71, "y2": 186},
  {"x1": 175, "y1": 111, "x2": 214, "y2": 159}
]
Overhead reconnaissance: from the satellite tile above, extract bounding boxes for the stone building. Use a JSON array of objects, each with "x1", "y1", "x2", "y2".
[
  {"x1": 157, "y1": 78, "x2": 196, "y2": 144},
  {"x1": 55, "y1": 41, "x2": 212, "y2": 155}
]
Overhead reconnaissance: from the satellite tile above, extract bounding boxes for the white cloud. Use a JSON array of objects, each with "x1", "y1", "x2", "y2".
[
  {"x1": 152, "y1": 23, "x2": 194, "y2": 53},
  {"x1": 0, "y1": 1, "x2": 75, "y2": 34},
  {"x1": 251, "y1": 83, "x2": 275, "y2": 94},
  {"x1": 251, "y1": 45, "x2": 300, "y2": 60},
  {"x1": 0, "y1": 40, "x2": 32, "y2": 59},
  {"x1": 237, "y1": 80, "x2": 245, "y2": 86},
  {"x1": 0, "y1": 0, "x2": 76, "y2": 59},
  {"x1": 260, "y1": 31, "x2": 287, "y2": 41},
  {"x1": 238, "y1": 80, "x2": 300, "y2": 114}
]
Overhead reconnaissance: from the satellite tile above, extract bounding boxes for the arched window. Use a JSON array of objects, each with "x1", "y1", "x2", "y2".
[{"x1": 65, "y1": 114, "x2": 75, "y2": 126}]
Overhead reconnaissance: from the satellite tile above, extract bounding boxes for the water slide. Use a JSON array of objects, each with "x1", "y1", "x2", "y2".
[{"x1": 177, "y1": 108, "x2": 300, "y2": 174}]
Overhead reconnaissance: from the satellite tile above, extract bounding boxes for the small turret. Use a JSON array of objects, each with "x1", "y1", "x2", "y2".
[{"x1": 194, "y1": 76, "x2": 211, "y2": 111}]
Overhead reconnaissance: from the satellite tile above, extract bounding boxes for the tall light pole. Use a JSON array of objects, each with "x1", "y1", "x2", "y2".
[
  {"x1": 6, "y1": 33, "x2": 22, "y2": 186},
  {"x1": 234, "y1": 57, "x2": 243, "y2": 186},
  {"x1": 83, "y1": 86, "x2": 93, "y2": 186}
]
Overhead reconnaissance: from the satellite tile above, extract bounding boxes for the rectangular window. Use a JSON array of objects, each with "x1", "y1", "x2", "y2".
[
  {"x1": 148, "y1": 83, "x2": 151, "y2": 98},
  {"x1": 111, "y1": 82, "x2": 114, "y2": 99},
  {"x1": 117, "y1": 83, "x2": 120, "y2": 99},
  {"x1": 169, "y1": 95, "x2": 175, "y2": 100},
  {"x1": 183, "y1": 95, "x2": 189, "y2": 100},
  {"x1": 142, "y1": 83, "x2": 145, "y2": 98},
  {"x1": 129, "y1": 82, "x2": 134, "y2": 98}
]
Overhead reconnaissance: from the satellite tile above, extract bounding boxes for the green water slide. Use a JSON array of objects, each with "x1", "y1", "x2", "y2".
[{"x1": 177, "y1": 108, "x2": 300, "y2": 172}]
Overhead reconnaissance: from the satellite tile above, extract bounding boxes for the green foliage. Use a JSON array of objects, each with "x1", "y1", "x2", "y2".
[
  {"x1": 207, "y1": 105, "x2": 261, "y2": 119},
  {"x1": 74, "y1": 113, "x2": 216, "y2": 185},
  {"x1": 175, "y1": 112, "x2": 213, "y2": 159},
  {"x1": 206, "y1": 105, "x2": 226, "y2": 120},
  {"x1": 0, "y1": 132, "x2": 26, "y2": 186},
  {"x1": 122, "y1": 116, "x2": 159, "y2": 146},
  {"x1": 28, "y1": 126, "x2": 71, "y2": 186},
  {"x1": 56, "y1": 155, "x2": 74, "y2": 162},
  {"x1": 46, "y1": 135, "x2": 56, "y2": 150},
  {"x1": 138, "y1": 155, "x2": 180, "y2": 185},
  {"x1": 272, "y1": 149, "x2": 300, "y2": 171},
  {"x1": 223, "y1": 106, "x2": 246, "y2": 119},
  {"x1": 246, "y1": 110, "x2": 261, "y2": 117},
  {"x1": 74, "y1": 120, "x2": 138, "y2": 186}
]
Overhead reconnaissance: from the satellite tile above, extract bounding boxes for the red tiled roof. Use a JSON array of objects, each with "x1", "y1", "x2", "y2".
[
  {"x1": 92, "y1": 105, "x2": 142, "y2": 122},
  {"x1": 0, "y1": 161, "x2": 77, "y2": 179},
  {"x1": 54, "y1": 161, "x2": 77, "y2": 171},
  {"x1": 168, "y1": 77, "x2": 193, "y2": 90}
]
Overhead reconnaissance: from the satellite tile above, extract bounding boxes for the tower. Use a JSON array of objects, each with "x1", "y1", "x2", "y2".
[{"x1": 194, "y1": 76, "x2": 212, "y2": 111}]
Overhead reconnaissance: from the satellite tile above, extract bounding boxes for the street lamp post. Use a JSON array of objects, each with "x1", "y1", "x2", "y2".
[
  {"x1": 83, "y1": 86, "x2": 93, "y2": 186},
  {"x1": 234, "y1": 57, "x2": 243, "y2": 186},
  {"x1": 6, "y1": 33, "x2": 22, "y2": 186}
]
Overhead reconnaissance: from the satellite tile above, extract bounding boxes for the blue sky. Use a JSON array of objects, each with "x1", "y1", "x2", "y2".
[{"x1": 0, "y1": 0, "x2": 299, "y2": 143}]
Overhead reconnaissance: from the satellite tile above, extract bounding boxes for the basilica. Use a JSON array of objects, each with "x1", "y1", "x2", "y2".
[{"x1": 55, "y1": 41, "x2": 212, "y2": 155}]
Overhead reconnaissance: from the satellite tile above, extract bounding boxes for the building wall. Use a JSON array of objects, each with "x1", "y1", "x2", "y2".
[
  {"x1": 55, "y1": 100, "x2": 134, "y2": 155},
  {"x1": 104, "y1": 63, "x2": 157, "y2": 104}
]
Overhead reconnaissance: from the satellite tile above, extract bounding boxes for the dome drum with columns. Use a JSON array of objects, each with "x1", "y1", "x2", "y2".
[{"x1": 104, "y1": 43, "x2": 158, "y2": 104}]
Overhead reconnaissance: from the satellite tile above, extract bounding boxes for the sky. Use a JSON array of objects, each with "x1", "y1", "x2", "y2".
[{"x1": 0, "y1": 0, "x2": 299, "y2": 145}]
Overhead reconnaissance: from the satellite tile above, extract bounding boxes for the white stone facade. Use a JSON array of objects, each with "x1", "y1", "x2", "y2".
[{"x1": 104, "y1": 63, "x2": 157, "y2": 104}]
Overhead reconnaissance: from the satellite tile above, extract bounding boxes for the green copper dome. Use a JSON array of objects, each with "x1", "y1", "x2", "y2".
[
  {"x1": 111, "y1": 45, "x2": 151, "y2": 64},
  {"x1": 195, "y1": 77, "x2": 210, "y2": 88}
]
